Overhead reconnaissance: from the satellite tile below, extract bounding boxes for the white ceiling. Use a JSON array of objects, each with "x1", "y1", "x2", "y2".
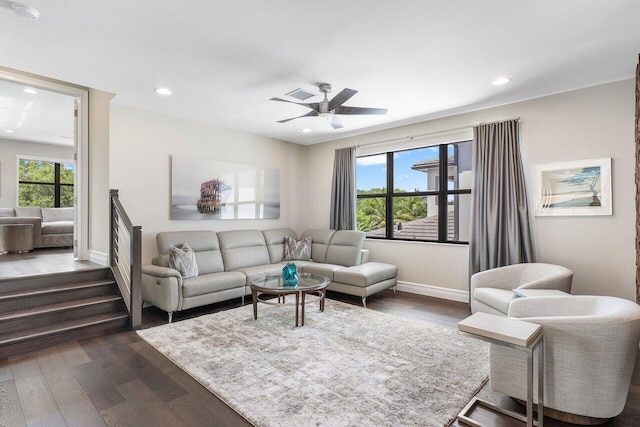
[
  {"x1": 0, "y1": 1, "x2": 639, "y2": 146},
  {"x1": 0, "y1": 78, "x2": 75, "y2": 146}
]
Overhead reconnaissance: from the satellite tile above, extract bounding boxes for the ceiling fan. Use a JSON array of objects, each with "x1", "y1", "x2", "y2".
[{"x1": 270, "y1": 83, "x2": 387, "y2": 129}]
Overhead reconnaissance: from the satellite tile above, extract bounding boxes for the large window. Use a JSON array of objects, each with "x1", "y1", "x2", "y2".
[
  {"x1": 18, "y1": 159, "x2": 74, "y2": 207},
  {"x1": 356, "y1": 141, "x2": 472, "y2": 243}
]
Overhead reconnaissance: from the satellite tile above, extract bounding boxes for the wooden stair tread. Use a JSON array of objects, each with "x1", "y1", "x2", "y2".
[
  {"x1": 0, "y1": 294, "x2": 123, "y2": 323},
  {"x1": 0, "y1": 279, "x2": 115, "y2": 301},
  {"x1": 0, "y1": 312, "x2": 130, "y2": 346}
]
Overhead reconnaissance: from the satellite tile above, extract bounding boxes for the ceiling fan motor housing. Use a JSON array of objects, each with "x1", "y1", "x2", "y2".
[{"x1": 318, "y1": 83, "x2": 332, "y2": 94}]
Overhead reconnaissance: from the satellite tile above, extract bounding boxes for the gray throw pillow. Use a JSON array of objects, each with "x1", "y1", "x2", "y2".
[
  {"x1": 284, "y1": 236, "x2": 312, "y2": 261},
  {"x1": 168, "y1": 243, "x2": 199, "y2": 278}
]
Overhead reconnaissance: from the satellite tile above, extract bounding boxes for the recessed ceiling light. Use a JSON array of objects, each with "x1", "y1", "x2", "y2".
[
  {"x1": 155, "y1": 87, "x2": 172, "y2": 95},
  {"x1": 5, "y1": 129, "x2": 14, "y2": 133},
  {"x1": 491, "y1": 77, "x2": 511, "y2": 86},
  {"x1": 23, "y1": 88, "x2": 37, "y2": 94},
  {"x1": 302, "y1": 128, "x2": 311, "y2": 133}
]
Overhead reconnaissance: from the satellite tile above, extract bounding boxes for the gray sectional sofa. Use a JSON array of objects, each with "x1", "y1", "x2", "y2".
[
  {"x1": 0, "y1": 207, "x2": 74, "y2": 249},
  {"x1": 141, "y1": 228, "x2": 398, "y2": 322}
]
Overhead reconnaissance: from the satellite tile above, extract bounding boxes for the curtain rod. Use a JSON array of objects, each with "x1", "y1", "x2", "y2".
[{"x1": 352, "y1": 116, "x2": 521, "y2": 149}]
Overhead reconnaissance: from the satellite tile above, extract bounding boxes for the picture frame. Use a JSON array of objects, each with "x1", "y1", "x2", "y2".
[
  {"x1": 533, "y1": 157, "x2": 612, "y2": 216},
  {"x1": 171, "y1": 155, "x2": 280, "y2": 220}
]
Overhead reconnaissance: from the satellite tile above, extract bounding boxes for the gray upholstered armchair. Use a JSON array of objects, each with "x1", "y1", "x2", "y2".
[
  {"x1": 489, "y1": 295, "x2": 640, "y2": 422},
  {"x1": 470, "y1": 263, "x2": 573, "y2": 316}
]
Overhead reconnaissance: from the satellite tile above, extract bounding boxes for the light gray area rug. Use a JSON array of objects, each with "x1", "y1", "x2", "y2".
[{"x1": 138, "y1": 300, "x2": 488, "y2": 427}]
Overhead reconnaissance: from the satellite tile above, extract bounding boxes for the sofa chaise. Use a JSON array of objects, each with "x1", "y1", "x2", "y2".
[
  {"x1": 0, "y1": 207, "x2": 74, "y2": 249},
  {"x1": 141, "y1": 228, "x2": 398, "y2": 322}
]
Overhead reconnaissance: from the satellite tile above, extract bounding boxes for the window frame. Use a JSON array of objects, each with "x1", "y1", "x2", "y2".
[
  {"x1": 17, "y1": 158, "x2": 75, "y2": 208},
  {"x1": 356, "y1": 142, "x2": 472, "y2": 244}
]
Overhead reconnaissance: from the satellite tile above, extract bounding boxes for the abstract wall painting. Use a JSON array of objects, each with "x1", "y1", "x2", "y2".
[
  {"x1": 534, "y1": 157, "x2": 612, "y2": 216},
  {"x1": 171, "y1": 155, "x2": 280, "y2": 220}
]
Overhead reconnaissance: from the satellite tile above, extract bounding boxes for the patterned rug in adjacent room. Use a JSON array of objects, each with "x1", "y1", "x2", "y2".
[{"x1": 138, "y1": 299, "x2": 488, "y2": 427}]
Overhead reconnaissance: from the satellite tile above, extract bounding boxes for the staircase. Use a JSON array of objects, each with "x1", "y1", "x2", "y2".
[{"x1": 0, "y1": 268, "x2": 130, "y2": 359}]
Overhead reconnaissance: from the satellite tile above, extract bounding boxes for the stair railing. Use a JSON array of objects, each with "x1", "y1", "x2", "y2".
[{"x1": 109, "y1": 189, "x2": 142, "y2": 329}]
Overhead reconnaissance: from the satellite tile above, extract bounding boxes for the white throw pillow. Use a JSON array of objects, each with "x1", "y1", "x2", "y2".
[{"x1": 169, "y1": 243, "x2": 199, "y2": 278}]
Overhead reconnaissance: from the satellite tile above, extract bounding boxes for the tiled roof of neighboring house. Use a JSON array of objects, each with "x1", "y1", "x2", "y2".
[
  {"x1": 411, "y1": 155, "x2": 454, "y2": 172},
  {"x1": 365, "y1": 211, "x2": 455, "y2": 241}
]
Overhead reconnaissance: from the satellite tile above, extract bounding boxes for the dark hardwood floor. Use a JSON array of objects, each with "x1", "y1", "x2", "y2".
[{"x1": 0, "y1": 290, "x2": 638, "y2": 426}]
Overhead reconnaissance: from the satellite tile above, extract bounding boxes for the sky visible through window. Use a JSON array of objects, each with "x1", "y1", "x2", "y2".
[{"x1": 357, "y1": 146, "x2": 440, "y2": 192}]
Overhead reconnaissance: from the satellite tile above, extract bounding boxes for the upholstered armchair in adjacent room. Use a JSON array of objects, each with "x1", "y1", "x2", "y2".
[
  {"x1": 470, "y1": 263, "x2": 573, "y2": 316},
  {"x1": 490, "y1": 295, "x2": 640, "y2": 423}
]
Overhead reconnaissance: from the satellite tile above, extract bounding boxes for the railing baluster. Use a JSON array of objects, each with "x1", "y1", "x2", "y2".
[{"x1": 109, "y1": 189, "x2": 142, "y2": 330}]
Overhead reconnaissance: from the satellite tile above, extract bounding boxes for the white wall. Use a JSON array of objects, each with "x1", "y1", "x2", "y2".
[
  {"x1": 88, "y1": 89, "x2": 115, "y2": 261},
  {"x1": 0, "y1": 138, "x2": 74, "y2": 207},
  {"x1": 301, "y1": 79, "x2": 636, "y2": 301},
  {"x1": 109, "y1": 104, "x2": 306, "y2": 264}
]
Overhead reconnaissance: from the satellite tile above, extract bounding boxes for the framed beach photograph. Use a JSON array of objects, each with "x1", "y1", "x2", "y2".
[{"x1": 533, "y1": 158, "x2": 612, "y2": 216}]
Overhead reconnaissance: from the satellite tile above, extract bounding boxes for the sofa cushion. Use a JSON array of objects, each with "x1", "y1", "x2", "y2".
[
  {"x1": 42, "y1": 221, "x2": 73, "y2": 235},
  {"x1": 474, "y1": 288, "x2": 514, "y2": 315},
  {"x1": 234, "y1": 263, "x2": 284, "y2": 284},
  {"x1": 169, "y1": 243, "x2": 199, "y2": 279},
  {"x1": 284, "y1": 236, "x2": 312, "y2": 261},
  {"x1": 0, "y1": 208, "x2": 15, "y2": 217},
  {"x1": 14, "y1": 206, "x2": 41, "y2": 218},
  {"x1": 182, "y1": 272, "x2": 246, "y2": 297},
  {"x1": 262, "y1": 228, "x2": 297, "y2": 263},
  {"x1": 301, "y1": 263, "x2": 345, "y2": 281},
  {"x1": 217, "y1": 230, "x2": 271, "y2": 271},
  {"x1": 156, "y1": 231, "x2": 224, "y2": 275},
  {"x1": 333, "y1": 262, "x2": 398, "y2": 287},
  {"x1": 300, "y1": 229, "x2": 335, "y2": 263},
  {"x1": 325, "y1": 230, "x2": 365, "y2": 267},
  {"x1": 41, "y1": 207, "x2": 74, "y2": 222}
]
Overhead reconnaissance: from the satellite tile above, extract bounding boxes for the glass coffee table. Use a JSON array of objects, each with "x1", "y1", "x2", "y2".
[{"x1": 250, "y1": 273, "x2": 329, "y2": 327}]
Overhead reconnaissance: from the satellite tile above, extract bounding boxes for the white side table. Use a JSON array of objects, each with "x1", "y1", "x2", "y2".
[
  {"x1": 457, "y1": 312, "x2": 544, "y2": 427},
  {"x1": 0, "y1": 224, "x2": 34, "y2": 253}
]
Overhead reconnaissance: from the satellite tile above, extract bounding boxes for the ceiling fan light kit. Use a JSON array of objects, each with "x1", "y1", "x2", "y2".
[{"x1": 271, "y1": 83, "x2": 387, "y2": 130}]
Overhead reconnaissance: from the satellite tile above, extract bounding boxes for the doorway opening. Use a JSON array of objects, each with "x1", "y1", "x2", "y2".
[{"x1": 0, "y1": 67, "x2": 92, "y2": 278}]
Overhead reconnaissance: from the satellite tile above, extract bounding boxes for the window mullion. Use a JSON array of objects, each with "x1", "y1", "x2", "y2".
[
  {"x1": 438, "y1": 145, "x2": 447, "y2": 242},
  {"x1": 54, "y1": 163, "x2": 61, "y2": 208},
  {"x1": 385, "y1": 152, "x2": 394, "y2": 239}
]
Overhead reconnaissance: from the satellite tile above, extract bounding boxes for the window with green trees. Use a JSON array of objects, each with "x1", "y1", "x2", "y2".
[
  {"x1": 356, "y1": 141, "x2": 472, "y2": 243},
  {"x1": 18, "y1": 159, "x2": 75, "y2": 208}
]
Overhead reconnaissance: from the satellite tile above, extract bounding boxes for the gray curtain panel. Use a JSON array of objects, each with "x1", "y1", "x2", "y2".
[
  {"x1": 330, "y1": 147, "x2": 356, "y2": 230},
  {"x1": 470, "y1": 119, "x2": 534, "y2": 276}
]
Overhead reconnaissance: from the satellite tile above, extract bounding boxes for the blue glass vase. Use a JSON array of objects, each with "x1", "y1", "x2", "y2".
[{"x1": 282, "y1": 262, "x2": 298, "y2": 287}]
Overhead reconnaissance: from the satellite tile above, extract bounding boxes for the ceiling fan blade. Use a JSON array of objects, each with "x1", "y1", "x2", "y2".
[
  {"x1": 277, "y1": 110, "x2": 319, "y2": 123},
  {"x1": 270, "y1": 97, "x2": 320, "y2": 112},
  {"x1": 334, "y1": 106, "x2": 388, "y2": 115},
  {"x1": 328, "y1": 115, "x2": 343, "y2": 129},
  {"x1": 328, "y1": 88, "x2": 358, "y2": 111}
]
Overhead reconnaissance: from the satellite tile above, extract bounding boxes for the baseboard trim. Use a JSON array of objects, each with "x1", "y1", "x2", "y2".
[
  {"x1": 88, "y1": 250, "x2": 108, "y2": 266},
  {"x1": 395, "y1": 281, "x2": 469, "y2": 303}
]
